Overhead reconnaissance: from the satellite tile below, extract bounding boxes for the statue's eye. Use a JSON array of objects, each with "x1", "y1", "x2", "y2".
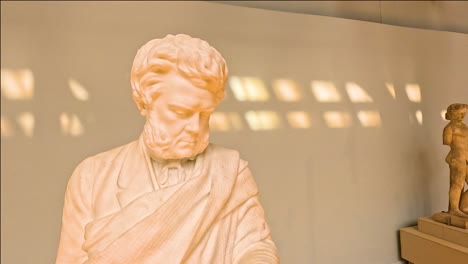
[{"x1": 174, "y1": 110, "x2": 192, "y2": 118}]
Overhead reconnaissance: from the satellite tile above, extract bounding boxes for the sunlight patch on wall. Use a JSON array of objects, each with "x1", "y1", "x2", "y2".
[
  {"x1": 69, "y1": 78, "x2": 90, "y2": 101},
  {"x1": 272, "y1": 79, "x2": 302, "y2": 102},
  {"x1": 1, "y1": 69, "x2": 34, "y2": 100},
  {"x1": 323, "y1": 111, "x2": 351, "y2": 128},
  {"x1": 441, "y1": 110, "x2": 447, "y2": 121},
  {"x1": 385, "y1": 83, "x2": 396, "y2": 99},
  {"x1": 60, "y1": 113, "x2": 71, "y2": 135},
  {"x1": 405, "y1": 84, "x2": 421, "y2": 103},
  {"x1": 415, "y1": 110, "x2": 423, "y2": 125},
  {"x1": 229, "y1": 76, "x2": 269, "y2": 101},
  {"x1": 210, "y1": 112, "x2": 230, "y2": 132},
  {"x1": 60, "y1": 112, "x2": 84, "y2": 136},
  {"x1": 16, "y1": 112, "x2": 35, "y2": 137},
  {"x1": 1, "y1": 116, "x2": 14, "y2": 138},
  {"x1": 245, "y1": 111, "x2": 280, "y2": 131},
  {"x1": 287, "y1": 111, "x2": 311, "y2": 129},
  {"x1": 357, "y1": 111, "x2": 381, "y2": 127},
  {"x1": 210, "y1": 112, "x2": 244, "y2": 132},
  {"x1": 345, "y1": 82, "x2": 373, "y2": 103},
  {"x1": 228, "y1": 112, "x2": 243, "y2": 131},
  {"x1": 311, "y1": 81, "x2": 341, "y2": 102}
]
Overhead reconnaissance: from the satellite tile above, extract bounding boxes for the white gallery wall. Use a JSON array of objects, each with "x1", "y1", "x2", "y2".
[{"x1": 1, "y1": 2, "x2": 467, "y2": 264}]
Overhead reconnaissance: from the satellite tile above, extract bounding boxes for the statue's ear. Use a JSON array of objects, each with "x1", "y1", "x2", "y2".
[{"x1": 133, "y1": 91, "x2": 150, "y2": 116}]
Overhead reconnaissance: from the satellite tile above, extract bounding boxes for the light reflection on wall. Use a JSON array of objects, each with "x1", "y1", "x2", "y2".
[
  {"x1": 1, "y1": 69, "x2": 429, "y2": 135},
  {"x1": 323, "y1": 111, "x2": 351, "y2": 128},
  {"x1": 345, "y1": 82, "x2": 373, "y2": 103},
  {"x1": 16, "y1": 112, "x2": 35, "y2": 137},
  {"x1": 210, "y1": 112, "x2": 230, "y2": 132},
  {"x1": 1, "y1": 69, "x2": 34, "y2": 100},
  {"x1": 1, "y1": 116, "x2": 15, "y2": 137},
  {"x1": 229, "y1": 76, "x2": 269, "y2": 101},
  {"x1": 272, "y1": 79, "x2": 302, "y2": 102},
  {"x1": 415, "y1": 110, "x2": 423, "y2": 125},
  {"x1": 405, "y1": 84, "x2": 422, "y2": 103},
  {"x1": 287, "y1": 111, "x2": 312, "y2": 129},
  {"x1": 227, "y1": 112, "x2": 244, "y2": 131},
  {"x1": 245, "y1": 111, "x2": 280, "y2": 131},
  {"x1": 210, "y1": 112, "x2": 244, "y2": 132},
  {"x1": 69, "y1": 78, "x2": 90, "y2": 101},
  {"x1": 311, "y1": 81, "x2": 341, "y2": 102},
  {"x1": 60, "y1": 112, "x2": 84, "y2": 136},
  {"x1": 357, "y1": 111, "x2": 381, "y2": 127},
  {"x1": 218, "y1": 79, "x2": 425, "y2": 131},
  {"x1": 385, "y1": 83, "x2": 396, "y2": 99},
  {"x1": 440, "y1": 110, "x2": 447, "y2": 120}
]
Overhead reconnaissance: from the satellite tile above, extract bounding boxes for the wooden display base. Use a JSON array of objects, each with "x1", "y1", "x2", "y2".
[
  {"x1": 400, "y1": 217, "x2": 468, "y2": 264},
  {"x1": 418, "y1": 217, "x2": 468, "y2": 247}
]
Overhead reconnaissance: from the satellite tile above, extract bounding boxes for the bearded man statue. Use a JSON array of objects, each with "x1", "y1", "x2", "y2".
[{"x1": 56, "y1": 34, "x2": 279, "y2": 264}]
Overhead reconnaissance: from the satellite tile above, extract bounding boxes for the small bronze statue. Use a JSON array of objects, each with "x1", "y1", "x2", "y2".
[
  {"x1": 443, "y1": 103, "x2": 468, "y2": 216},
  {"x1": 432, "y1": 103, "x2": 468, "y2": 228}
]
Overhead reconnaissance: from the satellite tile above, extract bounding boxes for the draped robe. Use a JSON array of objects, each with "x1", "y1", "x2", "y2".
[{"x1": 56, "y1": 138, "x2": 279, "y2": 263}]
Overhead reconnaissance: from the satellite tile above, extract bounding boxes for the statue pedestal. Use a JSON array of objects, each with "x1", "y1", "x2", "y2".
[
  {"x1": 400, "y1": 217, "x2": 468, "y2": 264},
  {"x1": 431, "y1": 211, "x2": 468, "y2": 229}
]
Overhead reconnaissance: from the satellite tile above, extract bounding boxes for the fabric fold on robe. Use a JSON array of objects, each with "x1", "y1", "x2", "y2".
[{"x1": 56, "y1": 138, "x2": 279, "y2": 264}]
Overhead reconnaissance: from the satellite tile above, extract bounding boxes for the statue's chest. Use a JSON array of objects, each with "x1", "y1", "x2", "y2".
[{"x1": 452, "y1": 125, "x2": 468, "y2": 138}]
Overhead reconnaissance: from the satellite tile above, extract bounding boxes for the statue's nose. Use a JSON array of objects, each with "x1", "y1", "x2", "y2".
[{"x1": 186, "y1": 113, "x2": 200, "y2": 135}]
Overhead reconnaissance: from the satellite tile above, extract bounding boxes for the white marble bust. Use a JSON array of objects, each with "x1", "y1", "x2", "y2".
[{"x1": 56, "y1": 34, "x2": 279, "y2": 264}]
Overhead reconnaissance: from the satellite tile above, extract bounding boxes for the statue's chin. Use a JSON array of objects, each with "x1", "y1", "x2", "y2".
[
  {"x1": 147, "y1": 141, "x2": 208, "y2": 161},
  {"x1": 174, "y1": 141, "x2": 208, "y2": 159}
]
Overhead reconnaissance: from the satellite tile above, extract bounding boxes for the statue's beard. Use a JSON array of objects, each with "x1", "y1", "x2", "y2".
[{"x1": 142, "y1": 120, "x2": 209, "y2": 160}]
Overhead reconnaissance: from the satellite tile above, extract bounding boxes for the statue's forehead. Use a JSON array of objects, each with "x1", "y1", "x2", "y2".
[
  {"x1": 164, "y1": 91, "x2": 215, "y2": 109},
  {"x1": 157, "y1": 77, "x2": 217, "y2": 110}
]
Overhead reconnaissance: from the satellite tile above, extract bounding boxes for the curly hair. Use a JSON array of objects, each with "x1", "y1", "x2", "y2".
[
  {"x1": 130, "y1": 34, "x2": 228, "y2": 113},
  {"x1": 445, "y1": 103, "x2": 468, "y2": 120}
]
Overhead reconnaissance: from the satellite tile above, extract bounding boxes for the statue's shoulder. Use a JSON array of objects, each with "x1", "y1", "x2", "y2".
[
  {"x1": 207, "y1": 143, "x2": 240, "y2": 158},
  {"x1": 84, "y1": 139, "x2": 139, "y2": 164},
  {"x1": 207, "y1": 143, "x2": 249, "y2": 168},
  {"x1": 443, "y1": 122, "x2": 453, "y2": 131}
]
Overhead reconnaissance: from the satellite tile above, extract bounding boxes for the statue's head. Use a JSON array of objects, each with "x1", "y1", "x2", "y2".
[
  {"x1": 130, "y1": 34, "x2": 228, "y2": 160},
  {"x1": 445, "y1": 103, "x2": 468, "y2": 122}
]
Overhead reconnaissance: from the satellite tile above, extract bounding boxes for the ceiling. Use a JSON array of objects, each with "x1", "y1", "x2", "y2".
[{"x1": 214, "y1": 1, "x2": 468, "y2": 34}]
